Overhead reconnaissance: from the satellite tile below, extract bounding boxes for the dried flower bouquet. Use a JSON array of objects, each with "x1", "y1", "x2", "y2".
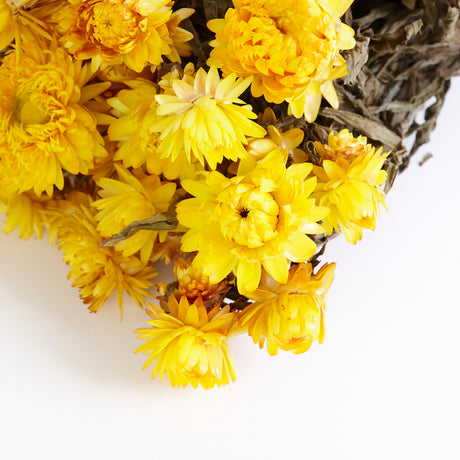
[{"x1": 1, "y1": 0, "x2": 459, "y2": 388}]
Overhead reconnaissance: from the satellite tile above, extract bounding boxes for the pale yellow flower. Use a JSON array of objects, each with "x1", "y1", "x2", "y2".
[
  {"x1": 92, "y1": 165, "x2": 176, "y2": 264},
  {"x1": 135, "y1": 296, "x2": 238, "y2": 389},
  {"x1": 313, "y1": 130, "x2": 389, "y2": 243},
  {"x1": 107, "y1": 78, "x2": 202, "y2": 180},
  {"x1": 153, "y1": 65, "x2": 267, "y2": 169},
  {"x1": 208, "y1": 0, "x2": 355, "y2": 122},
  {"x1": 0, "y1": 39, "x2": 107, "y2": 197},
  {"x1": 177, "y1": 151, "x2": 327, "y2": 293},
  {"x1": 239, "y1": 262, "x2": 336, "y2": 355}
]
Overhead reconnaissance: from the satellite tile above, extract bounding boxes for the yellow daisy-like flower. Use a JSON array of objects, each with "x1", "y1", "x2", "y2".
[
  {"x1": 313, "y1": 130, "x2": 389, "y2": 244},
  {"x1": 135, "y1": 296, "x2": 237, "y2": 389},
  {"x1": 153, "y1": 65, "x2": 267, "y2": 169},
  {"x1": 0, "y1": 39, "x2": 107, "y2": 196},
  {"x1": 108, "y1": 78, "x2": 202, "y2": 179},
  {"x1": 58, "y1": 0, "x2": 189, "y2": 72},
  {"x1": 239, "y1": 262, "x2": 336, "y2": 355},
  {"x1": 55, "y1": 192, "x2": 156, "y2": 313},
  {"x1": 92, "y1": 165, "x2": 176, "y2": 264},
  {"x1": 208, "y1": 0, "x2": 355, "y2": 122},
  {"x1": 177, "y1": 151, "x2": 327, "y2": 293}
]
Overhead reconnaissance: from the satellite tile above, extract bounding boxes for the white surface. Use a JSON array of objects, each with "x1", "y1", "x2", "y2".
[{"x1": 1, "y1": 79, "x2": 460, "y2": 460}]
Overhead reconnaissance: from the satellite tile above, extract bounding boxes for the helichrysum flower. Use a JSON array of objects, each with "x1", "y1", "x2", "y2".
[
  {"x1": 0, "y1": 39, "x2": 107, "y2": 197},
  {"x1": 239, "y1": 262, "x2": 336, "y2": 355},
  {"x1": 58, "y1": 0, "x2": 192, "y2": 72},
  {"x1": 177, "y1": 151, "x2": 327, "y2": 294},
  {"x1": 313, "y1": 129, "x2": 389, "y2": 244},
  {"x1": 152, "y1": 65, "x2": 267, "y2": 169},
  {"x1": 108, "y1": 78, "x2": 202, "y2": 180},
  {"x1": 135, "y1": 296, "x2": 237, "y2": 389},
  {"x1": 92, "y1": 165, "x2": 176, "y2": 264},
  {"x1": 55, "y1": 192, "x2": 156, "y2": 313},
  {"x1": 208, "y1": 0, "x2": 355, "y2": 122}
]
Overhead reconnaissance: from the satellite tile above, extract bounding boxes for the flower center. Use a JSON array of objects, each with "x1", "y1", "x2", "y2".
[
  {"x1": 218, "y1": 183, "x2": 279, "y2": 248},
  {"x1": 87, "y1": 0, "x2": 141, "y2": 50}
]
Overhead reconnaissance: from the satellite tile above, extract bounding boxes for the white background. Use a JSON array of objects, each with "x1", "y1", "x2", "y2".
[{"x1": 1, "y1": 78, "x2": 459, "y2": 460}]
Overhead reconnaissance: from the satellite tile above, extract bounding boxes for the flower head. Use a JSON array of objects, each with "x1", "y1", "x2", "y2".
[
  {"x1": 55, "y1": 191, "x2": 156, "y2": 313},
  {"x1": 208, "y1": 0, "x2": 355, "y2": 121},
  {"x1": 135, "y1": 296, "x2": 237, "y2": 389},
  {"x1": 152, "y1": 65, "x2": 266, "y2": 169},
  {"x1": 177, "y1": 151, "x2": 327, "y2": 293},
  {"x1": 108, "y1": 77, "x2": 203, "y2": 179},
  {"x1": 0, "y1": 39, "x2": 107, "y2": 196},
  {"x1": 313, "y1": 130, "x2": 389, "y2": 243},
  {"x1": 58, "y1": 0, "x2": 189, "y2": 72},
  {"x1": 239, "y1": 262, "x2": 336, "y2": 355}
]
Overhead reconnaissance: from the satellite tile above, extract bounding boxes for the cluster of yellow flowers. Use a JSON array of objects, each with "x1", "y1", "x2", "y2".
[{"x1": 0, "y1": 0, "x2": 390, "y2": 388}]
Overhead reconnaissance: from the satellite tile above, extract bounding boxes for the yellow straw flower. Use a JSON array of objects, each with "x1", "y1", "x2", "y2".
[
  {"x1": 153, "y1": 65, "x2": 267, "y2": 169},
  {"x1": 0, "y1": 39, "x2": 107, "y2": 196},
  {"x1": 135, "y1": 296, "x2": 237, "y2": 389},
  {"x1": 58, "y1": 0, "x2": 189, "y2": 72},
  {"x1": 208, "y1": 0, "x2": 355, "y2": 122},
  {"x1": 92, "y1": 165, "x2": 176, "y2": 264},
  {"x1": 108, "y1": 78, "x2": 202, "y2": 179},
  {"x1": 313, "y1": 130, "x2": 389, "y2": 244},
  {"x1": 239, "y1": 262, "x2": 336, "y2": 355},
  {"x1": 177, "y1": 151, "x2": 327, "y2": 293},
  {"x1": 55, "y1": 192, "x2": 156, "y2": 313}
]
